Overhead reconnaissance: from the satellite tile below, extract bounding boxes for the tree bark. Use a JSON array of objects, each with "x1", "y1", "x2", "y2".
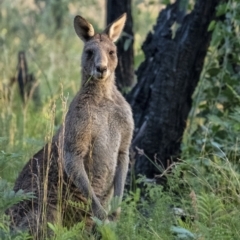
[
  {"x1": 127, "y1": 0, "x2": 220, "y2": 180},
  {"x1": 106, "y1": 0, "x2": 134, "y2": 92}
]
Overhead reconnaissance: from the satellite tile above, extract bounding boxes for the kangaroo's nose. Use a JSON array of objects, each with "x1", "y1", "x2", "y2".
[{"x1": 96, "y1": 65, "x2": 107, "y2": 74}]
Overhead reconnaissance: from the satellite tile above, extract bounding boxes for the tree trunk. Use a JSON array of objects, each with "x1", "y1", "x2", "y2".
[
  {"x1": 106, "y1": 0, "x2": 134, "y2": 92},
  {"x1": 127, "y1": 0, "x2": 220, "y2": 180}
]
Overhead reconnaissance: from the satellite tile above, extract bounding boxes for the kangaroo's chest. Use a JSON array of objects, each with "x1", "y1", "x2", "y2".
[
  {"x1": 92, "y1": 101, "x2": 129, "y2": 134},
  {"x1": 86, "y1": 103, "x2": 128, "y2": 162}
]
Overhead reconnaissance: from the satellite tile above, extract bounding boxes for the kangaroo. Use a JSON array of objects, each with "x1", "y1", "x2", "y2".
[{"x1": 6, "y1": 13, "x2": 134, "y2": 237}]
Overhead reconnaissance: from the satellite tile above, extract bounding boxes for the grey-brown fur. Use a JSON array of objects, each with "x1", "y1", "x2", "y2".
[{"x1": 6, "y1": 13, "x2": 134, "y2": 237}]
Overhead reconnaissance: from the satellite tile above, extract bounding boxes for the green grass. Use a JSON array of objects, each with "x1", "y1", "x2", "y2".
[{"x1": 1, "y1": 0, "x2": 240, "y2": 239}]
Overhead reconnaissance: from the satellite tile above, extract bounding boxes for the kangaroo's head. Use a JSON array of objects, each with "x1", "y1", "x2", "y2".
[{"x1": 74, "y1": 14, "x2": 126, "y2": 82}]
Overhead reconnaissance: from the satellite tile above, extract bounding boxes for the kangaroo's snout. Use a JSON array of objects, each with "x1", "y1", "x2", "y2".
[
  {"x1": 96, "y1": 65, "x2": 107, "y2": 74},
  {"x1": 95, "y1": 65, "x2": 108, "y2": 79}
]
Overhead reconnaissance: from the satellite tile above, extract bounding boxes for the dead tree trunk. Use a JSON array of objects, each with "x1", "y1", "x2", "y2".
[
  {"x1": 106, "y1": 0, "x2": 134, "y2": 92},
  {"x1": 10, "y1": 51, "x2": 40, "y2": 106},
  {"x1": 127, "y1": 0, "x2": 220, "y2": 180}
]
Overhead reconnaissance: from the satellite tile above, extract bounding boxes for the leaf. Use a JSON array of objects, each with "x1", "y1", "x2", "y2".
[
  {"x1": 207, "y1": 115, "x2": 226, "y2": 127},
  {"x1": 108, "y1": 196, "x2": 121, "y2": 215},
  {"x1": 91, "y1": 216, "x2": 103, "y2": 227},
  {"x1": 211, "y1": 22, "x2": 222, "y2": 46},
  {"x1": 207, "y1": 67, "x2": 220, "y2": 77},
  {"x1": 208, "y1": 20, "x2": 216, "y2": 32},
  {"x1": 210, "y1": 141, "x2": 222, "y2": 149},
  {"x1": 47, "y1": 222, "x2": 56, "y2": 232},
  {"x1": 171, "y1": 226, "x2": 196, "y2": 239},
  {"x1": 226, "y1": 83, "x2": 240, "y2": 102},
  {"x1": 216, "y1": 3, "x2": 228, "y2": 17}
]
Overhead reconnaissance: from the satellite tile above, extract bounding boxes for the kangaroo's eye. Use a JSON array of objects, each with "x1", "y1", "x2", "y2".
[
  {"x1": 85, "y1": 50, "x2": 93, "y2": 57},
  {"x1": 109, "y1": 50, "x2": 115, "y2": 56}
]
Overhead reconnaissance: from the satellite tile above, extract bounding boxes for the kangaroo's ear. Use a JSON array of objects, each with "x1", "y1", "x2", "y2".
[
  {"x1": 74, "y1": 15, "x2": 95, "y2": 42},
  {"x1": 103, "y1": 13, "x2": 126, "y2": 42}
]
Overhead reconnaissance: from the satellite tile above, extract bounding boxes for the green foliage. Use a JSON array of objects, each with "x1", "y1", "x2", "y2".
[
  {"x1": 47, "y1": 221, "x2": 85, "y2": 240},
  {"x1": 0, "y1": 151, "x2": 23, "y2": 182},
  {"x1": 93, "y1": 218, "x2": 118, "y2": 240},
  {"x1": 114, "y1": 180, "x2": 175, "y2": 240},
  {"x1": 168, "y1": 157, "x2": 240, "y2": 239},
  {"x1": 170, "y1": 226, "x2": 196, "y2": 240},
  {"x1": 180, "y1": 3, "x2": 240, "y2": 237},
  {"x1": 0, "y1": 224, "x2": 31, "y2": 240},
  {"x1": 197, "y1": 193, "x2": 226, "y2": 226},
  {"x1": 0, "y1": 179, "x2": 33, "y2": 240},
  {"x1": 185, "y1": 0, "x2": 240, "y2": 162},
  {"x1": 0, "y1": 179, "x2": 34, "y2": 214}
]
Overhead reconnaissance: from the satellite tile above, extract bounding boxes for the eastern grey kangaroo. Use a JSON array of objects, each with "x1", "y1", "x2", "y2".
[{"x1": 6, "y1": 13, "x2": 134, "y2": 237}]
